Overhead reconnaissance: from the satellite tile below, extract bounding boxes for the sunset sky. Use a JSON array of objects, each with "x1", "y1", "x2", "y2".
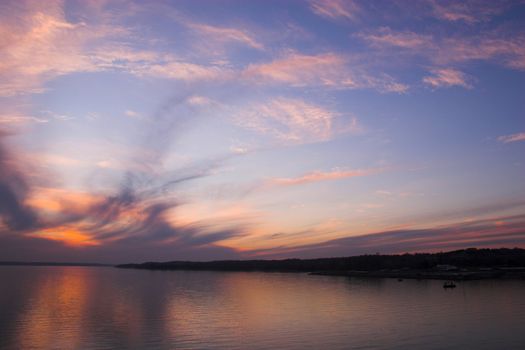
[{"x1": 1, "y1": 0, "x2": 524, "y2": 263}]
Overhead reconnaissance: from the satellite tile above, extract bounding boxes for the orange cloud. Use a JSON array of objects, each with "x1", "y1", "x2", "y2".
[
  {"x1": 27, "y1": 187, "x2": 101, "y2": 214},
  {"x1": 30, "y1": 226, "x2": 100, "y2": 247}
]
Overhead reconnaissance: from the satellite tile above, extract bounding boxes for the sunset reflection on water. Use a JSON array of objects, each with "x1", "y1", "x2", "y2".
[{"x1": 1, "y1": 266, "x2": 525, "y2": 349}]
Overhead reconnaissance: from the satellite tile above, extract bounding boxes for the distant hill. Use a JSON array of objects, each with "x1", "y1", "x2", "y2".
[
  {"x1": 0, "y1": 262, "x2": 112, "y2": 267},
  {"x1": 116, "y1": 248, "x2": 525, "y2": 273}
]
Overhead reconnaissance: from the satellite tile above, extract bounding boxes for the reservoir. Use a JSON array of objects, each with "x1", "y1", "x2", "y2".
[{"x1": 1, "y1": 266, "x2": 524, "y2": 349}]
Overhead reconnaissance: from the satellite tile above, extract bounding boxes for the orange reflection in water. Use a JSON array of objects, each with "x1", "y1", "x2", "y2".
[
  {"x1": 16, "y1": 268, "x2": 91, "y2": 349},
  {"x1": 164, "y1": 272, "x2": 361, "y2": 343}
]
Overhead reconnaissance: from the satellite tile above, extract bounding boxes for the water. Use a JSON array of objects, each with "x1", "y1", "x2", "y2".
[{"x1": 0, "y1": 266, "x2": 524, "y2": 349}]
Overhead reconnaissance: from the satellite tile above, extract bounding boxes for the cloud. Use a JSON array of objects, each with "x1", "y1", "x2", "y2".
[
  {"x1": 243, "y1": 52, "x2": 408, "y2": 92},
  {"x1": 309, "y1": 0, "x2": 360, "y2": 21},
  {"x1": 1, "y1": 166, "x2": 245, "y2": 260},
  {"x1": 430, "y1": 0, "x2": 513, "y2": 23},
  {"x1": 270, "y1": 168, "x2": 382, "y2": 187},
  {"x1": 0, "y1": 1, "x2": 235, "y2": 96},
  {"x1": 125, "y1": 110, "x2": 140, "y2": 118},
  {"x1": 0, "y1": 228, "x2": 242, "y2": 263},
  {"x1": 0, "y1": 87, "x2": 246, "y2": 262},
  {"x1": 358, "y1": 27, "x2": 431, "y2": 49},
  {"x1": 243, "y1": 52, "x2": 350, "y2": 86},
  {"x1": 498, "y1": 132, "x2": 525, "y2": 143},
  {"x1": 137, "y1": 60, "x2": 231, "y2": 81},
  {"x1": 436, "y1": 36, "x2": 525, "y2": 70},
  {"x1": 0, "y1": 0, "x2": 119, "y2": 96},
  {"x1": 233, "y1": 97, "x2": 359, "y2": 144},
  {"x1": 0, "y1": 131, "x2": 38, "y2": 231},
  {"x1": 253, "y1": 214, "x2": 525, "y2": 258},
  {"x1": 89, "y1": 45, "x2": 232, "y2": 82},
  {"x1": 423, "y1": 68, "x2": 472, "y2": 88},
  {"x1": 359, "y1": 26, "x2": 525, "y2": 73},
  {"x1": 0, "y1": 115, "x2": 48, "y2": 124},
  {"x1": 186, "y1": 22, "x2": 264, "y2": 50},
  {"x1": 186, "y1": 95, "x2": 214, "y2": 106}
]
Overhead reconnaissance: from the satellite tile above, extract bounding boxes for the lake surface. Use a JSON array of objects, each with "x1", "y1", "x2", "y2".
[{"x1": 0, "y1": 266, "x2": 524, "y2": 349}]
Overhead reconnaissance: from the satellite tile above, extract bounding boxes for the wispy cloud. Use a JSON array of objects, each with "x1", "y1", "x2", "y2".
[
  {"x1": 0, "y1": 114, "x2": 48, "y2": 124},
  {"x1": 359, "y1": 26, "x2": 525, "y2": 73},
  {"x1": 253, "y1": 214, "x2": 525, "y2": 258},
  {"x1": 309, "y1": 0, "x2": 360, "y2": 21},
  {"x1": 0, "y1": 1, "x2": 237, "y2": 96},
  {"x1": 0, "y1": 130, "x2": 39, "y2": 231},
  {"x1": 270, "y1": 168, "x2": 382, "y2": 187},
  {"x1": 124, "y1": 110, "x2": 140, "y2": 118},
  {"x1": 186, "y1": 22, "x2": 264, "y2": 50},
  {"x1": 423, "y1": 68, "x2": 472, "y2": 88},
  {"x1": 233, "y1": 97, "x2": 359, "y2": 144},
  {"x1": 430, "y1": 0, "x2": 512, "y2": 24},
  {"x1": 0, "y1": 1, "x2": 126, "y2": 96},
  {"x1": 358, "y1": 27, "x2": 431, "y2": 49},
  {"x1": 243, "y1": 52, "x2": 408, "y2": 92},
  {"x1": 498, "y1": 132, "x2": 525, "y2": 143},
  {"x1": 186, "y1": 95, "x2": 215, "y2": 106},
  {"x1": 137, "y1": 60, "x2": 230, "y2": 81},
  {"x1": 434, "y1": 35, "x2": 525, "y2": 70},
  {"x1": 243, "y1": 52, "x2": 350, "y2": 86}
]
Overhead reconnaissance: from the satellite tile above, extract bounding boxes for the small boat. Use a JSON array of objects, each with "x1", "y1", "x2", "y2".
[{"x1": 443, "y1": 281, "x2": 456, "y2": 289}]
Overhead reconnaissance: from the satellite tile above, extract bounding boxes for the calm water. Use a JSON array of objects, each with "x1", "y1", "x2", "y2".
[{"x1": 1, "y1": 267, "x2": 524, "y2": 349}]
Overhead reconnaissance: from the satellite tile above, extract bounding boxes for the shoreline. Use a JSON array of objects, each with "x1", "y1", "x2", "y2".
[{"x1": 309, "y1": 269, "x2": 525, "y2": 281}]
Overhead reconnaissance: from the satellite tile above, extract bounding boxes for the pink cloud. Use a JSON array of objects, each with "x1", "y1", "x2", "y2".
[
  {"x1": 309, "y1": 0, "x2": 360, "y2": 21},
  {"x1": 243, "y1": 52, "x2": 408, "y2": 92},
  {"x1": 438, "y1": 37, "x2": 525, "y2": 70},
  {"x1": 140, "y1": 61, "x2": 230, "y2": 81},
  {"x1": 430, "y1": 0, "x2": 511, "y2": 24},
  {"x1": 498, "y1": 132, "x2": 525, "y2": 143},
  {"x1": 0, "y1": 3, "x2": 99, "y2": 96},
  {"x1": 0, "y1": 1, "x2": 236, "y2": 96},
  {"x1": 233, "y1": 98, "x2": 333, "y2": 143},
  {"x1": 358, "y1": 26, "x2": 525, "y2": 76},
  {"x1": 359, "y1": 27, "x2": 431, "y2": 49},
  {"x1": 243, "y1": 52, "x2": 349, "y2": 86},
  {"x1": 233, "y1": 98, "x2": 360, "y2": 145},
  {"x1": 423, "y1": 68, "x2": 471, "y2": 88},
  {"x1": 0, "y1": 114, "x2": 48, "y2": 124},
  {"x1": 271, "y1": 168, "x2": 382, "y2": 186},
  {"x1": 187, "y1": 22, "x2": 264, "y2": 50}
]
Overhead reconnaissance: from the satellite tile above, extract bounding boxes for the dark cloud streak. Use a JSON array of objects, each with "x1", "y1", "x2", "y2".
[
  {"x1": 253, "y1": 214, "x2": 525, "y2": 259},
  {"x1": 0, "y1": 90, "x2": 246, "y2": 262},
  {"x1": 0, "y1": 131, "x2": 38, "y2": 231}
]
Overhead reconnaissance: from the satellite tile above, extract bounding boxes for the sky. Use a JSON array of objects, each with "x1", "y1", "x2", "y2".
[{"x1": 0, "y1": 0, "x2": 524, "y2": 263}]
